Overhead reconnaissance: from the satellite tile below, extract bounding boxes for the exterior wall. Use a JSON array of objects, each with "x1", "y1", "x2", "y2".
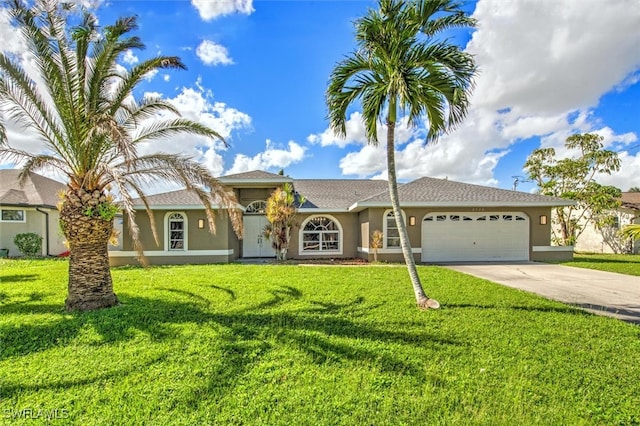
[
  {"x1": 0, "y1": 207, "x2": 66, "y2": 257},
  {"x1": 110, "y1": 209, "x2": 237, "y2": 266},
  {"x1": 356, "y1": 206, "x2": 572, "y2": 263},
  {"x1": 236, "y1": 188, "x2": 275, "y2": 206},
  {"x1": 570, "y1": 207, "x2": 637, "y2": 254}
]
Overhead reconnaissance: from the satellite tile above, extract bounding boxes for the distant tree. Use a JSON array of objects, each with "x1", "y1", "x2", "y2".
[
  {"x1": 628, "y1": 187, "x2": 640, "y2": 192},
  {"x1": 263, "y1": 183, "x2": 304, "y2": 261},
  {"x1": 525, "y1": 133, "x2": 622, "y2": 246},
  {"x1": 0, "y1": 1, "x2": 242, "y2": 311},
  {"x1": 326, "y1": 0, "x2": 477, "y2": 310},
  {"x1": 370, "y1": 230, "x2": 383, "y2": 262}
]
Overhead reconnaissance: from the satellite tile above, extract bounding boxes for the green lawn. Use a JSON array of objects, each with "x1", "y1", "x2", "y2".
[
  {"x1": 555, "y1": 253, "x2": 640, "y2": 276},
  {"x1": 1, "y1": 259, "x2": 639, "y2": 425}
]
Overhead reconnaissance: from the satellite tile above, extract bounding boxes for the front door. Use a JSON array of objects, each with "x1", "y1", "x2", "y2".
[{"x1": 243, "y1": 215, "x2": 276, "y2": 258}]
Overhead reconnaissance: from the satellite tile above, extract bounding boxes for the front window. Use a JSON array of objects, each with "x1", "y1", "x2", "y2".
[
  {"x1": 246, "y1": 200, "x2": 267, "y2": 214},
  {"x1": 302, "y1": 216, "x2": 340, "y2": 253},
  {"x1": 1, "y1": 209, "x2": 25, "y2": 222},
  {"x1": 384, "y1": 210, "x2": 405, "y2": 248},
  {"x1": 168, "y1": 213, "x2": 185, "y2": 250}
]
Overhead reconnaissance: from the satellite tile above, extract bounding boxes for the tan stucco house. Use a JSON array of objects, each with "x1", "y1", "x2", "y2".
[
  {"x1": 110, "y1": 170, "x2": 575, "y2": 265},
  {"x1": 0, "y1": 170, "x2": 67, "y2": 257},
  {"x1": 572, "y1": 192, "x2": 640, "y2": 254}
]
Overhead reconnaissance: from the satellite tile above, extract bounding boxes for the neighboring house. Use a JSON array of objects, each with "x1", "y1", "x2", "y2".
[
  {"x1": 0, "y1": 170, "x2": 67, "y2": 257},
  {"x1": 573, "y1": 192, "x2": 640, "y2": 254},
  {"x1": 110, "y1": 170, "x2": 575, "y2": 266}
]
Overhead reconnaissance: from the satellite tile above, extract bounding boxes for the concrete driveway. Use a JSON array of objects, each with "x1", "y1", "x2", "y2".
[{"x1": 444, "y1": 262, "x2": 640, "y2": 324}]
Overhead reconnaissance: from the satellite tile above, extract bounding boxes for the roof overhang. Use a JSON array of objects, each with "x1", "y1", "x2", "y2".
[
  {"x1": 348, "y1": 200, "x2": 576, "y2": 212},
  {"x1": 297, "y1": 208, "x2": 348, "y2": 214},
  {"x1": 132, "y1": 203, "x2": 246, "y2": 212},
  {"x1": 218, "y1": 177, "x2": 293, "y2": 188}
]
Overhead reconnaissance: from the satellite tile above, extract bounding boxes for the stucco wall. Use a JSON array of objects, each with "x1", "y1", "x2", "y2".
[
  {"x1": 112, "y1": 209, "x2": 237, "y2": 266},
  {"x1": 570, "y1": 207, "x2": 637, "y2": 254},
  {"x1": 0, "y1": 207, "x2": 66, "y2": 256},
  {"x1": 358, "y1": 206, "x2": 562, "y2": 263}
]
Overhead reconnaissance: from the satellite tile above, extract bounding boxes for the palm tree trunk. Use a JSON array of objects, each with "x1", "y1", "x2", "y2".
[
  {"x1": 386, "y1": 120, "x2": 439, "y2": 310},
  {"x1": 60, "y1": 188, "x2": 118, "y2": 311}
]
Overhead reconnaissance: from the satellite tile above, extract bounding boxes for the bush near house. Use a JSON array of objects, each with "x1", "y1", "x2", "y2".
[{"x1": 13, "y1": 232, "x2": 42, "y2": 257}]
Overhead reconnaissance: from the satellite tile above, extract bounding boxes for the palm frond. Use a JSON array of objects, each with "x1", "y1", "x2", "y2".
[
  {"x1": 622, "y1": 224, "x2": 640, "y2": 241},
  {"x1": 131, "y1": 118, "x2": 225, "y2": 146}
]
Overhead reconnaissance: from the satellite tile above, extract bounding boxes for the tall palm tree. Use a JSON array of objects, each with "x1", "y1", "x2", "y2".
[
  {"x1": 0, "y1": 0, "x2": 242, "y2": 311},
  {"x1": 327, "y1": 0, "x2": 476, "y2": 309}
]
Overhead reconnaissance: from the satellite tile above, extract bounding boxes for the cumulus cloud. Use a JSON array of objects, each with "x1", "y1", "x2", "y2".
[
  {"x1": 122, "y1": 49, "x2": 139, "y2": 65},
  {"x1": 310, "y1": 0, "x2": 640, "y2": 188},
  {"x1": 134, "y1": 83, "x2": 252, "y2": 177},
  {"x1": 196, "y1": 40, "x2": 233, "y2": 66},
  {"x1": 191, "y1": 0, "x2": 254, "y2": 21},
  {"x1": 307, "y1": 112, "x2": 414, "y2": 148},
  {"x1": 226, "y1": 140, "x2": 306, "y2": 175}
]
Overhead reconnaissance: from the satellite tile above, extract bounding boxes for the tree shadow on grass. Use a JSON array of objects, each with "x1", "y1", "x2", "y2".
[
  {"x1": 0, "y1": 291, "x2": 61, "y2": 315},
  {"x1": 0, "y1": 274, "x2": 40, "y2": 283},
  {"x1": 0, "y1": 285, "x2": 459, "y2": 404},
  {"x1": 444, "y1": 302, "x2": 595, "y2": 318},
  {"x1": 568, "y1": 257, "x2": 640, "y2": 265}
]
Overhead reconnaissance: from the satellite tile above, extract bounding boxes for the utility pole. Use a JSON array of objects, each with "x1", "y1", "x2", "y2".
[{"x1": 512, "y1": 176, "x2": 530, "y2": 191}]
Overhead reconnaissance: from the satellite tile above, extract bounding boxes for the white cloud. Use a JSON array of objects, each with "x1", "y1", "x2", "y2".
[
  {"x1": 143, "y1": 69, "x2": 158, "y2": 82},
  {"x1": 226, "y1": 140, "x2": 306, "y2": 175},
  {"x1": 191, "y1": 0, "x2": 254, "y2": 21},
  {"x1": 122, "y1": 49, "x2": 139, "y2": 65},
  {"x1": 307, "y1": 112, "x2": 413, "y2": 148},
  {"x1": 196, "y1": 40, "x2": 233, "y2": 66},
  {"x1": 312, "y1": 0, "x2": 640, "y2": 189},
  {"x1": 163, "y1": 74, "x2": 171, "y2": 82},
  {"x1": 468, "y1": 0, "x2": 640, "y2": 116}
]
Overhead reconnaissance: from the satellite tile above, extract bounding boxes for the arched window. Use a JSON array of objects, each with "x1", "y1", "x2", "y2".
[
  {"x1": 167, "y1": 212, "x2": 186, "y2": 251},
  {"x1": 383, "y1": 209, "x2": 405, "y2": 249},
  {"x1": 300, "y1": 215, "x2": 342, "y2": 254},
  {"x1": 246, "y1": 200, "x2": 267, "y2": 214}
]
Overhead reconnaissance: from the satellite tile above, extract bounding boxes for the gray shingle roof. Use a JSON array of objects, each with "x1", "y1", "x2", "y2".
[
  {"x1": 127, "y1": 170, "x2": 574, "y2": 210},
  {"x1": 0, "y1": 170, "x2": 66, "y2": 208},
  {"x1": 294, "y1": 179, "x2": 389, "y2": 210},
  {"x1": 621, "y1": 192, "x2": 640, "y2": 210},
  {"x1": 353, "y1": 177, "x2": 574, "y2": 208},
  {"x1": 219, "y1": 170, "x2": 293, "y2": 184},
  {"x1": 132, "y1": 189, "x2": 236, "y2": 209}
]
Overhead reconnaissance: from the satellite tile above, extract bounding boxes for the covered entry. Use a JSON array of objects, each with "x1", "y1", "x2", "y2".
[
  {"x1": 421, "y1": 212, "x2": 529, "y2": 262},
  {"x1": 242, "y1": 201, "x2": 276, "y2": 258}
]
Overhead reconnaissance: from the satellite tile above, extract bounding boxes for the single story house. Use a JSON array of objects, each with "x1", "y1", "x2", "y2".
[
  {"x1": 109, "y1": 170, "x2": 575, "y2": 265},
  {"x1": 573, "y1": 192, "x2": 640, "y2": 254},
  {"x1": 0, "y1": 170, "x2": 67, "y2": 257}
]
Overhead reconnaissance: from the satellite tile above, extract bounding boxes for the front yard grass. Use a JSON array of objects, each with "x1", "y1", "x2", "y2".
[
  {"x1": 1, "y1": 259, "x2": 639, "y2": 425},
  {"x1": 555, "y1": 253, "x2": 640, "y2": 276}
]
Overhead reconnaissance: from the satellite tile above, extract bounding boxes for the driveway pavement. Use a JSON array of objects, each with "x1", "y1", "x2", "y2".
[{"x1": 444, "y1": 262, "x2": 640, "y2": 324}]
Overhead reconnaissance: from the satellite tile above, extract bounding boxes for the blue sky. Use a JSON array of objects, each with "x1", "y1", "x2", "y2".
[{"x1": 1, "y1": 0, "x2": 640, "y2": 192}]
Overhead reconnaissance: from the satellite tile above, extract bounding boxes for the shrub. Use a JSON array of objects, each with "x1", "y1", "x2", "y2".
[{"x1": 13, "y1": 232, "x2": 43, "y2": 257}]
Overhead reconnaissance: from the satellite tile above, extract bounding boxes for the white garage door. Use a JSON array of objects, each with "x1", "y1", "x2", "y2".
[{"x1": 421, "y1": 212, "x2": 529, "y2": 262}]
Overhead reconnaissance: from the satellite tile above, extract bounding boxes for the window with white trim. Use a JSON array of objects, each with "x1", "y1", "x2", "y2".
[
  {"x1": 168, "y1": 213, "x2": 185, "y2": 250},
  {"x1": 383, "y1": 210, "x2": 405, "y2": 248},
  {"x1": 301, "y1": 216, "x2": 340, "y2": 253},
  {"x1": 246, "y1": 200, "x2": 267, "y2": 214},
  {"x1": 1, "y1": 209, "x2": 25, "y2": 222}
]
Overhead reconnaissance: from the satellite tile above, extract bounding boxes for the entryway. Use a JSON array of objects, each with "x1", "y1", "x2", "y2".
[{"x1": 242, "y1": 215, "x2": 275, "y2": 258}]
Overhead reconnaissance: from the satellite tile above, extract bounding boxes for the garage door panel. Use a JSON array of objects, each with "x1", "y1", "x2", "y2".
[{"x1": 422, "y1": 212, "x2": 529, "y2": 262}]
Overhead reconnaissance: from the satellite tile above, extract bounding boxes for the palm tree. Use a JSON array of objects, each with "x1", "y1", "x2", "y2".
[
  {"x1": 327, "y1": 0, "x2": 476, "y2": 309},
  {"x1": 0, "y1": 0, "x2": 242, "y2": 311}
]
